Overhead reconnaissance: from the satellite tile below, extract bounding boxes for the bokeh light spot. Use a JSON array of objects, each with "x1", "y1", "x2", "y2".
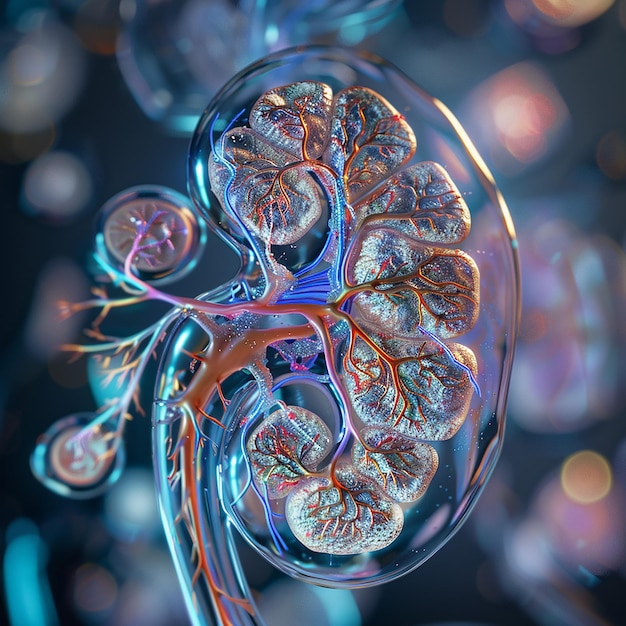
[
  {"x1": 22, "y1": 150, "x2": 93, "y2": 219},
  {"x1": 0, "y1": 124, "x2": 55, "y2": 164},
  {"x1": 8, "y1": 42, "x2": 53, "y2": 86},
  {"x1": 73, "y1": 0, "x2": 123, "y2": 55},
  {"x1": 73, "y1": 562, "x2": 118, "y2": 613},
  {"x1": 0, "y1": 13, "x2": 86, "y2": 133},
  {"x1": 25, "y1": 257, "x2": 90, "y2": 359},
  {"x1": 104, "y1": 468, "x2": 160, "y2": 540},
  {"x1": 462, "y1": 62, "x2": 569, "y2": 175},
  {"x1": 532, "y1": 0, "x2": 614, "y2": 27},
  {"x1": 597, "y1": 130, "x2": 626, "y2": 181},
  {"x1": 561, "y1": 450, "x2": 612, "y2": 505}
]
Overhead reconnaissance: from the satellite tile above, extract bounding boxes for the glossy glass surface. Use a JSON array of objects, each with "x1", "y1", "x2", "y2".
[
  {"x1": 31, "y1": 45, "x2": 518, "y2": 626},
  {"x1": 152, "y1": 46, "x2": 518, "y2": 624}
]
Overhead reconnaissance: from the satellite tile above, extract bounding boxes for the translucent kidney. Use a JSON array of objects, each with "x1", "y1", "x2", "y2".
[
  {"x1": 154, "y1": 47, "x2": 519, "y2": 624},
  {"x1": 33, "y1": 47, "x2": 518, "y2": 626}
]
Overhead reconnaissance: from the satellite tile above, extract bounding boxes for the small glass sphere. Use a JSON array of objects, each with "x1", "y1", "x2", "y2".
[
  {"x1": 31, "y1": 412, "x2": 125, "y2": 499},
  {"x1": 95, "y1": 186, "x2": 206, "y2": 284},
  {"x1": 153, "y1": 45, "x2": 519, "y2": 597}
]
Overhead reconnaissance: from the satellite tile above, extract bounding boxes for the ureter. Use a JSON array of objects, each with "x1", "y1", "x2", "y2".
[
  {"x1": 177, "y1": 413, "x2": 252, "y2": 624},
  {"x1": 166, "y1": 319, "x2": 329, "y2": 622}
]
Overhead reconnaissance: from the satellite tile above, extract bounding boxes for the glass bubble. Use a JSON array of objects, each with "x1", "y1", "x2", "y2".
[
  {"x1": 95, "y1": 185, "x2": 207, "y2": 284},
  {"x1": 31, "y1": 412, "x2": 125, "y2": 499},
  {"x1": 146, "y1": 46, "x2": 519, "y2": 624},
  {"x1": 116, "y1": 0, "x2": 401, "y2": 133}
]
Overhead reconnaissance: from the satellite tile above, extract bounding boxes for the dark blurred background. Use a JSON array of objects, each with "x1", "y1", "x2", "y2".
[{"x1": 1, "y1": 1, "x2": 625, "y2": 625}]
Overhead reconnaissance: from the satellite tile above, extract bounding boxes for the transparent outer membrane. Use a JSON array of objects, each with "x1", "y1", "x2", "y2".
[
  {"x1": 148, "y1": 47, "x2": 519, "y2": 626},
  {"x1": 28, "y1": 43, "x2": 518, "y2": 626}
]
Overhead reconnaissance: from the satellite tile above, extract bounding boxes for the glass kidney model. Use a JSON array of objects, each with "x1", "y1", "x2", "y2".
[{"x1": 31, "y1": 47, "x2": 519, "y2": 626}]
